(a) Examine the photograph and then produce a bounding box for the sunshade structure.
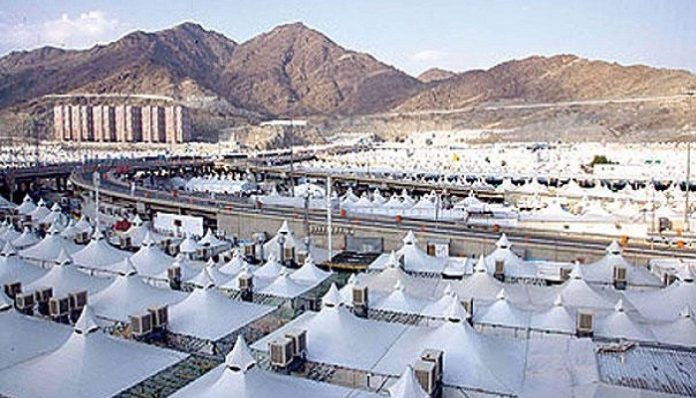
[0,242,46,286]
[15,194,36,215]
[170,336,378,398]
[168,270,274,341]
[581,241,661,287]
[127,231,176,277]
[260,269,318,299]
[19,224,80,265]
[0,195,15,212]
[0,306,187,398]
[253,300,528,396]
[90,258,186,322]
[197,228,230,253]
[11,227,39,249]
[24,250,111,297]
[71,229,131,270]
[178,234,199,258]
[387,367,429,398]
[263,220,298,261]
[369,231,446,274]
[373,280,431,315]
[484,234,539,279]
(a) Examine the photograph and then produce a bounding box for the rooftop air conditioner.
[168,266,182,282]
[352,285,368,307]
[269,337,294,368]
[414,359,438,395]
[34,287,53,303]
[613,266,627,290]
[130,312,154,337]
[284,329,307,358]
[576,311,593,337]
[120,236,131,249]
[663,273,677,286]
[148,306,169,328]
[15,292,35,311]
[426,243,436,256]
[560,267,571,281]
[68,291,88,310]
[420,349,444,382]
[49,297,70,317]
[243,244,255,258]
[283,247,295,263]
[494,259,505,281]
[3,281,21,299]
[296,251,308,265]
[238,273,253,290]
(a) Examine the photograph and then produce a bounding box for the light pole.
[685,141,691,233]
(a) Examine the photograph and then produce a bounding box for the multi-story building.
[52,103,192,144]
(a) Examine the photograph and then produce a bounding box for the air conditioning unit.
[243,244,255,257]
[560,267,572,281]
[494,259,505,281]
[663,273,677,286]
[34,287,53,303]
[3,281,21,299]
[120,236,132,249]
[352,285,368,307]
[168,266,182,282]
[613,266,627,290]
[49,297,70,317]
[148,306,169,328]
[130,312,154,337]
[461,298,474,317]
[269,337,294,368]
[414,359,438,395]
[426,243,436,256]
[15,292,35,311]
[421,349,444,383]
[160,239,171,251]
[296,251,308,265]
[68,291,88,310]
[284,329,307,358]
[283,247,295,263]
[576,311,593,337]
[238,273,253,290]
[196,247,210,259]
[168,243,180,256]
[75,231,90,244]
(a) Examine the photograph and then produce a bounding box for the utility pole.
[685,141,691,232]
[327,175,333,261]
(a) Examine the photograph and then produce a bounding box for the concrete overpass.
[70,162,696,266]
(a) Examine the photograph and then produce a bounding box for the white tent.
[198,228,228,250]
[387,366,429,398]
[0,306,187,398]
[168,272,274,341]
[649,306,696,347]
[529,295,576,334]
[90,259,186,322]
[374,280,430,314]
[24,250,111,297]
[120,220,168,248]
[11,227,39,249]
[71,229,131,270]
[260,270,316,298]
[219,249,256,275]
[170,336,376,398]
[0,223,21,243]
[624,274,696,321]
[0,307,72,370]
[263,220,297,261]
[254,254,289,280]
[582,241,661,287]
[556,265,619,310]
[0,242,46,286]
[15,194,36,215]
[484,234,538,279]
[455,256,504,302]
[19,225,80,265]
[475,290,531,329]
[128,233,176,277]
[27,200,50,223]
[595,299,654,341]
[291,255,331,284]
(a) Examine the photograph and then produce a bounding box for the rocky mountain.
[417,67,457,83]
[1,22,696,144]
[397,54,696,111]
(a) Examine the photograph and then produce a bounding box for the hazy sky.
[1,0,694,76]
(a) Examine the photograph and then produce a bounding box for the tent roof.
[168,287,273,340]
[388,366,429,398]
